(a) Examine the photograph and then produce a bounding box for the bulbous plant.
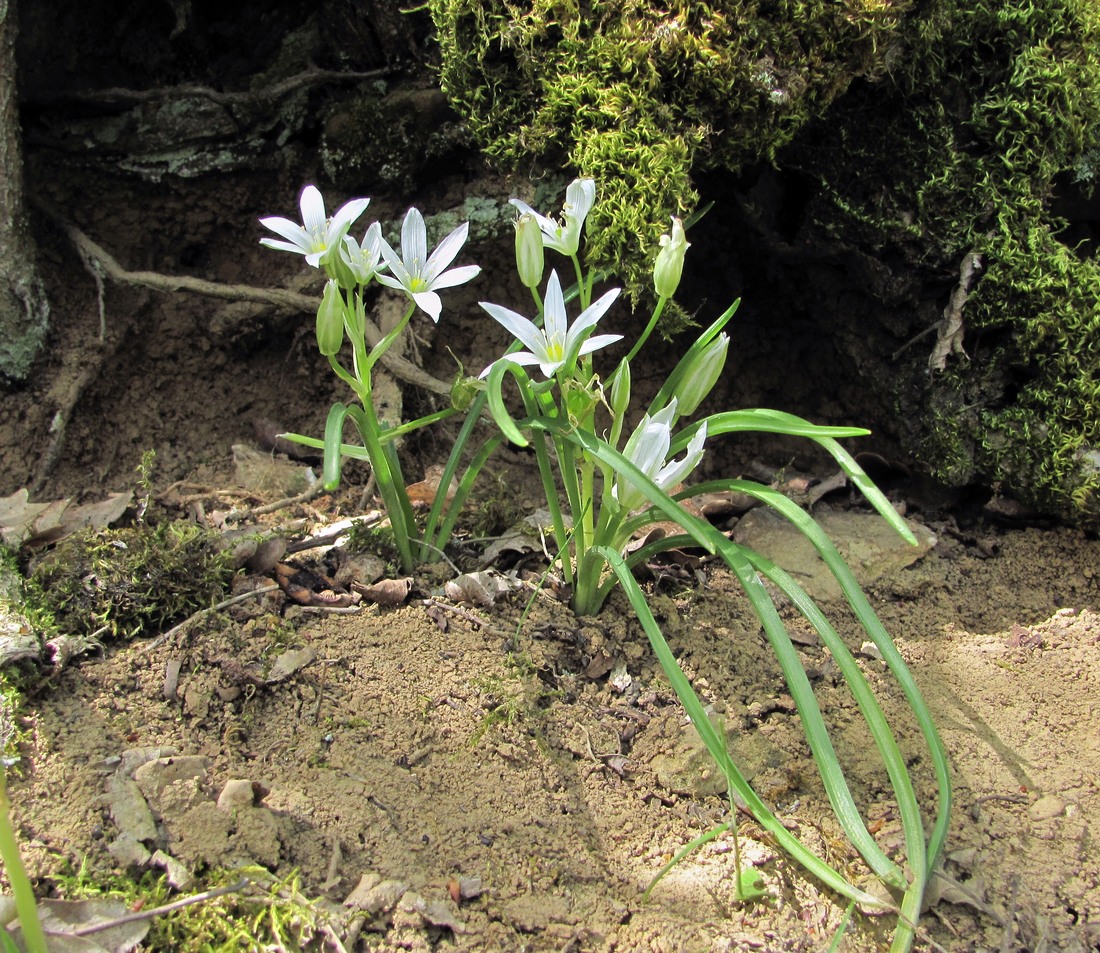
[261,178,950,951]
[260,187,481,572]
[479,180,950,952]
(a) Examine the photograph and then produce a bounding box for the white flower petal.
[428,264,481,291]
[542,271,568,341]
[259,215,307,246]
[656,423,707,492]
[331,197,370,233]
[479,351,541,378]
[480,302,547,355]
[412,290,443,322]
[564,178,596,221]
[576,333,624,357]
[259,237,308,256]
[568,286,621,340]
[300,185,326,232]
[378,239,411,285]
[424,222,469,281]
[401,208,428,271]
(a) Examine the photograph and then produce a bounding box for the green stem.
[364,302,416,376]
[571,255,589,309]
[349,403,417,571]
[0,768,48,953]
[620,297,667,368]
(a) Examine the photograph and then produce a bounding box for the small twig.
[31,365,100,495]
[1000,874,1020,953]
[357,472,378,513]
[285,513,382,554]
[890,320,940,362]
[420,597,510,636]
[139,584,280,653]
[67,878,250,937]
[223,481,326,524]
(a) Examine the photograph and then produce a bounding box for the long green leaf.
[321,403,350,491]
[673,409,916,544]
[596,546,890,910]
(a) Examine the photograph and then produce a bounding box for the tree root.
[35,197,453,397]
[23,67,390,110]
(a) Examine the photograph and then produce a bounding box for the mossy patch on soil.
[30,522,234,642]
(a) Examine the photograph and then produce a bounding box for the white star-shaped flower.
[509,178,596,257]
[376,208,481,322]
[613,399,708,511]
[260,185,370,267]
[479,270,622,379]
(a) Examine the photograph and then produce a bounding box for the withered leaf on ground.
[405,464,458,511]
[479,508,565,567]
[353,577,413,606]
[445,570,521,607]
[267,645,317,683]
[274,562,359,608]
[0,488,131,548]
[30,897,149,953]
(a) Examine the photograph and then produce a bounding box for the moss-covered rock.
[429,0,910,287]
[428,0,1100,523]
[786,0,1100,522]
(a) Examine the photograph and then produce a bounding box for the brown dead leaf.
[267,646,317,683]
[274,562,359,608]
[31,897,149,952]
[445,570,520,607]
[0,488,131,548]
[406,464,458,512]
[353,577,413,606]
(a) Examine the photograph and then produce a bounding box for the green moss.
[57,867,338,952]
[786,0,1100,520]
[31,522,234,642]
[429,0,909,292]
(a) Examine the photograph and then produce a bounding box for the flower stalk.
[261,188,480,570]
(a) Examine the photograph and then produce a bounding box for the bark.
[0,0,48,381]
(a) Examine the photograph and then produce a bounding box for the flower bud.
[653,216,690,298]
[316,280,346,356]
[610,360,631,417]
[674,333,729,416]
[450,373,483,411]
[322,238,358,290]
[515,213,545,289]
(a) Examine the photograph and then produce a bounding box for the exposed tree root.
[35,197,452,397]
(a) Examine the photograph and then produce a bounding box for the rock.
[344,872,411,915]
[1029,794,1067,821]
[106,776,158,844]
[733,508,936,601]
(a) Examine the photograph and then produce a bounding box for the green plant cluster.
[58,867,332,952]
[785,0,1100,520]
[30,522,234,642]
[429,0,910,291]
[429,0,1100,521]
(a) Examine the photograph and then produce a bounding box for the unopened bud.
[316,280,346,356]
[515,213,545,289]
[674,333,728,416]
[450,373,482,411]
[610,360,631,417]
[653,217,690,298]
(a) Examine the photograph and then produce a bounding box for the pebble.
[1028,794,1067,821]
